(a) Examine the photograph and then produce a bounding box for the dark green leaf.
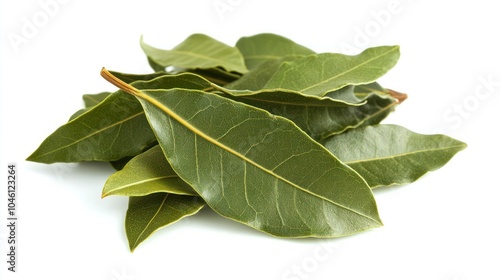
[323,124,467,188]
[103,70,382,237]
[229,91,398,141]
[126,193,204,252]
[28,74,212,163]
[28,92,154,163]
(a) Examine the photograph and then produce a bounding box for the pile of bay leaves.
[28,33,466,251]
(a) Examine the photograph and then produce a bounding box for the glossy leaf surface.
[263,46,400,96]
[126,193,204,251]
[323,125,467,188]
[103,145,196,197]
[141,34,248,74]
[236,33,315,70]
[28,92,154,163]
[27,74,211,163]
[112,79,382,237]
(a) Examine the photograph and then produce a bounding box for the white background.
[1,1,499,279]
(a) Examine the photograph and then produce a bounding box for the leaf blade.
[103,145,196,197]
[141,34,248,74]
[221,89,397,141]
[323,124,467,188]
[263,46,400,96]
[113,78,382,237]
[126,193,204,252]
[236,33,315,70]
[27,74,212,163]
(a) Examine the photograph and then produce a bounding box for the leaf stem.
[101,67,142,96]
[386,88,408,104]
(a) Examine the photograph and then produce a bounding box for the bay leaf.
[229,91,398,141]
[141,34,248,74]
[102,69,382,238]
[263,46,400,96]
[126,193,204,252]
[235,33,315,70]
[107,71,169,84]
[27,74,212,163]
[28,92,154,163]
[322,124,467,188]
[108,140,159,171]
[103,145,196,197]
[225,56,302,91]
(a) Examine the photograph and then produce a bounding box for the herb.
[27,33,466,251]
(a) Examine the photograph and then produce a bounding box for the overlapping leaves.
[27,33,466,252]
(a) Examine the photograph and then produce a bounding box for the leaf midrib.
[299,46,398,93]
[104,175,178,196]
[345,144,466,165]
[31,111,145,160]
[132,194,169,249]
[140,90,379,223]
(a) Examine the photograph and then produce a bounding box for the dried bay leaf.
[27,74,213,163]
[323,124,467,188]
[103,145,196,197]
[263,46,400,96]
[235,33,315,70]
[236,92,399,141]
[126,193,204,251]
[102,69,382,238]
[141,33,248,74]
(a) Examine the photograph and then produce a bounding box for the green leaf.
[263,46,400,96]
[225,56,301,91]
[126,193,204,252]
[236,33,315,70]
[231,91,398,141]
[27,74,212,163]
[322,124,467,188]
[141,34,248,74]
[102,70,382,238]
[103,145,196,197]
[28,92,154,163]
